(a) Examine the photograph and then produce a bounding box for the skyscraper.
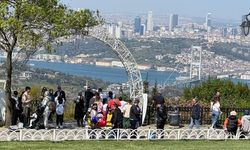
[140,24,146,35]
[169,14,178,31]
[146,11,153,32]
[134,16,141,33]
[115,25,121,39]
[205,13,212,28]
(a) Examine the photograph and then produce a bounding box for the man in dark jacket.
[54,86,66,101]
[111,102,123,129]
[156,104,167,130]
[153,93,164,107]
[129,99,141,130]
[189,98,201,129]
[84,87,94,110]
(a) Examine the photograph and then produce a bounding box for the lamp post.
[241,13,250,36]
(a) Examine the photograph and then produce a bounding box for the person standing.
[122,100,132,129]
[55,95,65,129]
[41,91,51,129]
[111,102,123,129]
[210,92,221,129]
[108,96,121,110]
[156,104,167,130]
[224,111,241,136]
[119,97,127,111]
[54,86,66,101]
[129,99,141,130]
[153,93,165,106]
[74,92,85,127]
[98,88,107,101]
[84,87,94,110]
[189,98,201,129]
[241,110,250,135]
[22,86,32,128]
[11,91,19,125]
[95,95,103,113]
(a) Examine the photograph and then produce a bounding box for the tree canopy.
[183,79,250,108]
[0,0,102,126]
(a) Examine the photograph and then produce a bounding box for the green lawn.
[1,141,250,150]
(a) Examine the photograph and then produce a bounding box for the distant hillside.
[46,37,250,67]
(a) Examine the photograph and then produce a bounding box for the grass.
[1,140,250,150]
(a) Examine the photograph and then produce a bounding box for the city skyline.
[60,0,250,21]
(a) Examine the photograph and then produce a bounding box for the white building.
[146,11,153,32]
[35,54,62,62]
[19,71,33,80]
[111,61,123,67]
[96,61,111,67]
[115,25,121,39]
[241,72,250,80]
[205,13,212,29]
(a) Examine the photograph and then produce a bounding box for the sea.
[29,60,179,85]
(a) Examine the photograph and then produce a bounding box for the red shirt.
[108,99,121,109]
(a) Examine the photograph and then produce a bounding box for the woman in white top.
[210,92,221,129]
[41,91,51,129]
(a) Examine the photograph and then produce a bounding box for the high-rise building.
[221,28,227,37]
[134,16,141,33]
[169,14,178,31]
[205,13,212,28]
[115,25,121,39]
[146,11,153,32]
[140,24,146,35]
[108,24,115,35]
[231,28,238,36]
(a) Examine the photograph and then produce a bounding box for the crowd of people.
[10,86,142,130]
[9,86,250,136]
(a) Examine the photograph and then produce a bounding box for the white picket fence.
[0,129,249,141]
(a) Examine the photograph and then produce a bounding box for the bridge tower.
[190,46,202,80]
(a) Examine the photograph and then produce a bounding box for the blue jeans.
[189,118,200,129]
[211,111,220,128]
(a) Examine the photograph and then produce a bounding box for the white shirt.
[119,101,127,110]
[122,103,132,118]
[103,104,108,112]
[212,101,220,112]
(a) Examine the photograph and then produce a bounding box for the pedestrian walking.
[189,98,201,129]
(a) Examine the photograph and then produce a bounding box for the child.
[106,109,113,127]
[29,111,38,128]
[90,103,98,129]
[55,95,65,129]
[83,108,92,128]
[97,112,106,128]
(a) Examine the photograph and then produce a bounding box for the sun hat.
[230,111,237,116]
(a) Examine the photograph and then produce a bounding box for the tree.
[0,0,102,126]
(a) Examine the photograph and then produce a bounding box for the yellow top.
[106,113,113,127]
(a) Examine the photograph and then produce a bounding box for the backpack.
[56,104,64,115]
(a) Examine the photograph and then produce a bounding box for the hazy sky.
[60,0,250,21]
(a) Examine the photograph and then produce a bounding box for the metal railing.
[0,129,249,141]
[146,106,248,125]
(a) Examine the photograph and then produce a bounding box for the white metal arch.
[88,25,144,101]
